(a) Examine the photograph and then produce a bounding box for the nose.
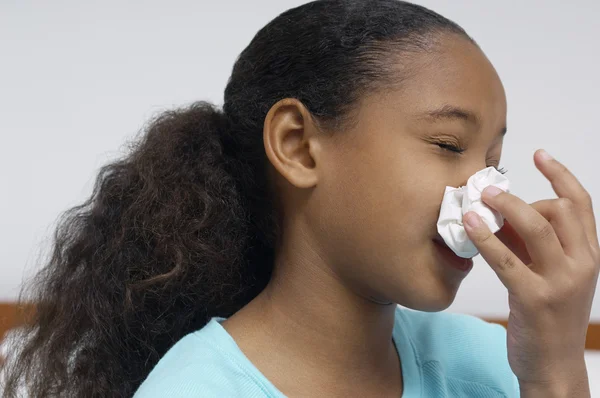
[455,163,490,187]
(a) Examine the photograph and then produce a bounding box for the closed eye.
[437,142,465,154]
[435,141,508,174]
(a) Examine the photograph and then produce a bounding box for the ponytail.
[2,101,274,397]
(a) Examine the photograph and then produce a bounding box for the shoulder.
[133,319,278,398]
[395,306,520,397]
[395,306,509,356]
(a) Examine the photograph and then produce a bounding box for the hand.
[463,149,600,395]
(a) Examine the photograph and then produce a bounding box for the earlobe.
[263,98,320,189]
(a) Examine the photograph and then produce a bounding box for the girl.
[3,0,598,397]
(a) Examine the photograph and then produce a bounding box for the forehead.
[388,35,507,124]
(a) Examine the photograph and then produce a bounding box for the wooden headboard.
[1,302,599,350]
[0,303,32,341]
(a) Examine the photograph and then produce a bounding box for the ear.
[263,98,321,189]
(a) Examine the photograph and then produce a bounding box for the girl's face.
[309,35,507,311]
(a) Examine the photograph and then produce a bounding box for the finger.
[463,211,529,291]
[496,220,531,265]
[534,149,599,251]
[530,199,589,258]
[482,187,564,267]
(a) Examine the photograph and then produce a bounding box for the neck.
[223,222,402,394]
[259,253,398,369]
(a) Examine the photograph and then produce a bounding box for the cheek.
[317,134,450,247]
[389,175,446,242]
[333,158,445,247]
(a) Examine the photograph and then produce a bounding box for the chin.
[398,271,462,312]
[411,295,456,312]
[364,246,466,312]
[376,282,460,313]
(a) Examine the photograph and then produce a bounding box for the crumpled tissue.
[436,167,510,258]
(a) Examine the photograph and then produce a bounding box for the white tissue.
[436,167,510,258]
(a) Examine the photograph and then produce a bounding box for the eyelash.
[436,142,508,175]
[437,142,465,154]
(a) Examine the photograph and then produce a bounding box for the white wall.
[1,0,598,320]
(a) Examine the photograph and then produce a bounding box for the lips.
[432,234,475,272]
[433,233,448,246]
[433,233,474,258]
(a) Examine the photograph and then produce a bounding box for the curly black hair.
[1,1,471,396]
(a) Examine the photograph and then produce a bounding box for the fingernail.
[483,186,503,198]
[464,212,481,229]
[539,149,553,161]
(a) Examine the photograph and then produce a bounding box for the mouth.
[433,233,445,245]
[432,234,474,272]
[433,233,463,250]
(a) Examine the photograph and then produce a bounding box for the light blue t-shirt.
[134,306,520,397]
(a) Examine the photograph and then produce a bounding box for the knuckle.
[531,222,555,242]
[559,275,578,295]
[531,284,566,312]
[584,247,600,272]
[475,229,494,245]
[580,189,593,207]
[532,266,594,312]
[584,262,599,282]
[591,246,600,267]
[555,197,575,214]
[529,285,552,309]
[557,162,570,177]
[497,252,518,272]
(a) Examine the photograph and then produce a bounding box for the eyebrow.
[416,104,507,137]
